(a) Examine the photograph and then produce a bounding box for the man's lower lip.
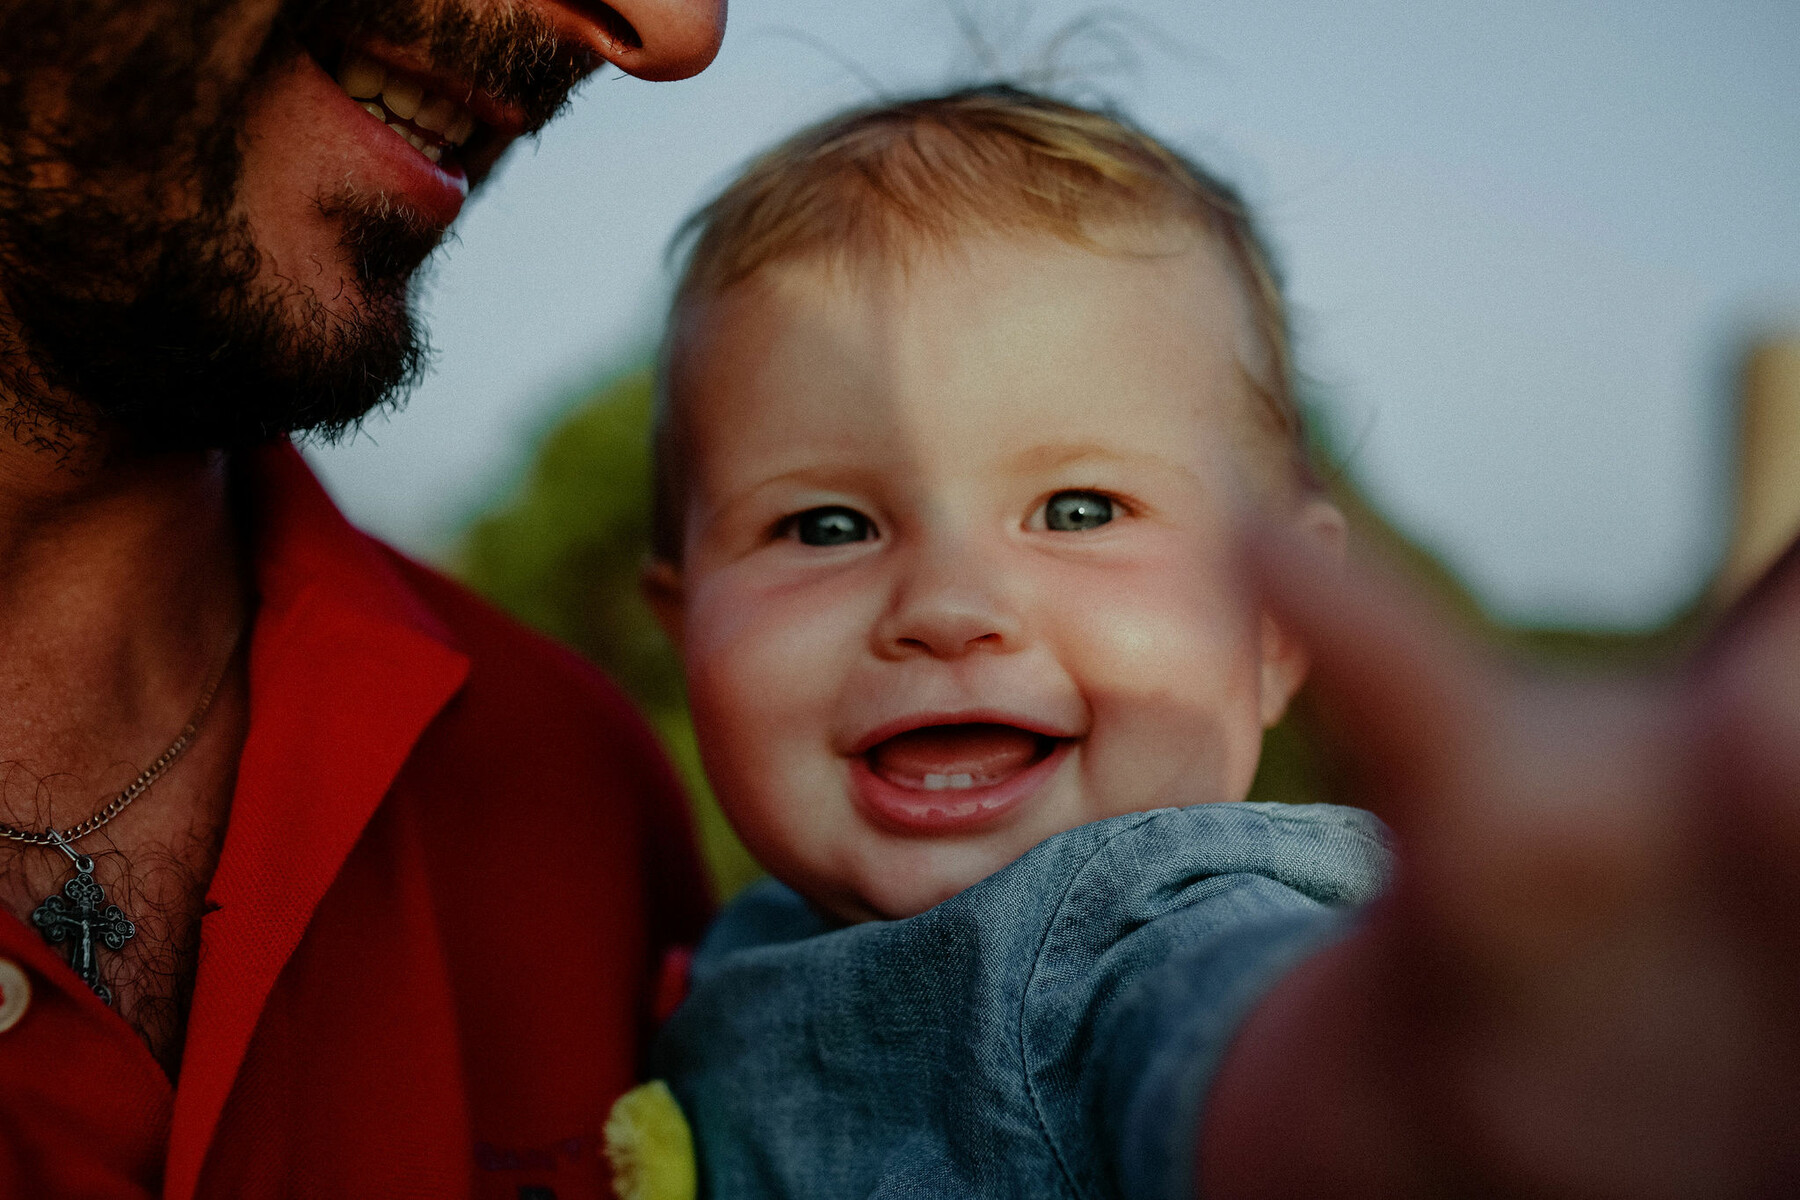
[849,741,1071,835]
[299,46,471,226]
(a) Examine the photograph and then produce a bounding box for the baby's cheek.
[683,593,814,782]
[682,575,870,864]
[686,573,847,715]
[1061,576,1267,811]
[1067,565,1257,686]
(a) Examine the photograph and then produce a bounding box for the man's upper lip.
[348,38,530,140]
[846,710,1081,757]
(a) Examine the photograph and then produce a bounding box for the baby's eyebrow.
[698,463,873,522]
[738,463,873,494]
[1005,441,1185,477]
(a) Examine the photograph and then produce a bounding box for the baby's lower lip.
[849,739,1072,835]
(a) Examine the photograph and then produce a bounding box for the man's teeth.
[335,51,477,165]
[389,123,443,164]
[415,94,459,135]
[338,55,384,101]
[381,76,424,121]
[922,773,977,791]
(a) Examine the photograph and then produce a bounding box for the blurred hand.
[1203,527,1800,1198]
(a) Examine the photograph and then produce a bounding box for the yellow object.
[604,1080,698,1200]
[1719,336,1800,600]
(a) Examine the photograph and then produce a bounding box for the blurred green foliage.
[456,361,1709,898]
[457,366,763,900]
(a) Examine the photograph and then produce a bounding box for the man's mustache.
[277,0,602,131]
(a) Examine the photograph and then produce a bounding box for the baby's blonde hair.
[654,85,1313,561]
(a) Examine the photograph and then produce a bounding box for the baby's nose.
[875,559,1024,660]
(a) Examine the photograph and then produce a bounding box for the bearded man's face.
[0,0,604,453]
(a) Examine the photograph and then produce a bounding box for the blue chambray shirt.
[655,801,1390,1199]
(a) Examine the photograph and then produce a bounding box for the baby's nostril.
[583,2,643,51]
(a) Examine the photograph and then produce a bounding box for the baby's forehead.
[687,228,1253,374]
[750,222,1247,312]
[675,229,1269,456]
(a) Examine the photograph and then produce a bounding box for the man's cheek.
[233,52,372,291]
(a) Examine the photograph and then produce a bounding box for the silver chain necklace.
[3,637,239,1005]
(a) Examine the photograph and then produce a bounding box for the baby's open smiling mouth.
[853,724,1071,834]
[866,724,1057,791]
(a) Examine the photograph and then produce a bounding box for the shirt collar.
[164,441,472,1200]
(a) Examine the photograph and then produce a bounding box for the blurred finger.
[1701,532,1800,706]
[1700,532,1800,792]
[1245,515,1688,968]
[1240,514,1506,835]
[1692,533,1800,943]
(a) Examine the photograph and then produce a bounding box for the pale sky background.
[306,0,1800,630]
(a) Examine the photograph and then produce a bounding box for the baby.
[606,83,1800,1200]
[613,86,1381,1199]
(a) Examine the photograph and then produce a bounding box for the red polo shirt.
[0,444,713,1199]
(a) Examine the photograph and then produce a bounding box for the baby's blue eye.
[1043,491,1114,531]
[793,506,873,546]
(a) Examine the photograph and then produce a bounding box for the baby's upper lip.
[846,709,1083,756]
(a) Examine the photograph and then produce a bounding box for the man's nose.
[875,544,1025,661]
[534,0,727,81]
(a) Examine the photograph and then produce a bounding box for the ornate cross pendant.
[30,837,135,1006]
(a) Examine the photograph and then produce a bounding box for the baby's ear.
[1257,499,1347,727]
[641,558,687,654]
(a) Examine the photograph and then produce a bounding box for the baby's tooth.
[923,774,948,791]
[381,77,424,121]
[360,101,386,121]
[445,112,476,146]
[388,122,414,145]
[949,773,974,789]
[421,143,443,164]
[408,130,429,151]
[415,94,457,134]
[337,54,386,100]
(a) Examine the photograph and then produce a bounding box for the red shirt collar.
[247,441,463,650]
[0,443,476,1197]
[159,442,471,1199]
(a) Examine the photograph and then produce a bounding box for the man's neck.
[0,422,255,1074]
[0,431,251,810]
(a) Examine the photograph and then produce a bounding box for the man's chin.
[325,187,448,300]
[9,197,437,456]
[127,284,429,454]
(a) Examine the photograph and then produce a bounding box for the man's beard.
[4,179,443,455]
[0,0,588,456]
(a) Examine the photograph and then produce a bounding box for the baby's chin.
[830,878,969,925]
[782,799,1128,922]
[761,777,1188,922]
[796,847,1026,925]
